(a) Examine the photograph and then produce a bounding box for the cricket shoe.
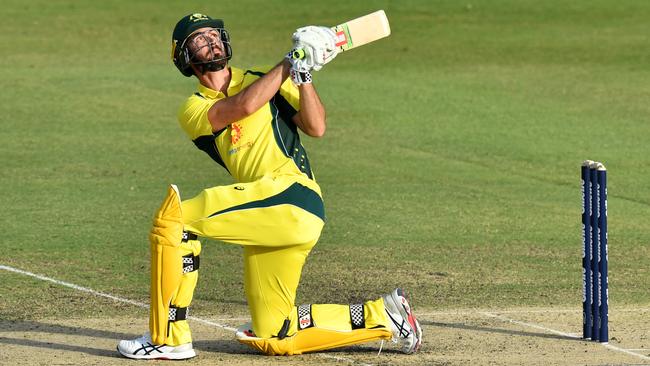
[117,332,196,360]
[383,288,423,353]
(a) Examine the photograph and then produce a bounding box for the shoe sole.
[390,289,423,353]
[117,346,196,360]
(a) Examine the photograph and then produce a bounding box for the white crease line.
[0,264,371,366]
[187,316,237,332]
[320,355,374,366]
[0,264,236,331]
[603,344,650,362]
[417,309,576,317]
[0,265,149,309]
[480,311,650,362]
[480,312,581,338]
[418,307,650,317]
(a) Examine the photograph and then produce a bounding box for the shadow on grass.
[0,320,135,358]
[421,319,581,341]
[192,339,398,355]
[0,336,120,358]
[0,320,252,358]
[0,319,394,359]
[0,320,135,339]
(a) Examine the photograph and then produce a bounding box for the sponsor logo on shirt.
[231,123,243,144]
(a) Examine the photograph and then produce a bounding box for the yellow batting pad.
[166,239,201,346]
[149,185,185,345]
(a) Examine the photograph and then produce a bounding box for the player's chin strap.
[193,57,229,74]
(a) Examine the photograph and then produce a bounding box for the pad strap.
[168,305,188,322]
[182,254,200,273]
[182,231,198,242]
[350,303,365,330]
[297,304,314,330]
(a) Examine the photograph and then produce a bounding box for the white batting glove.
[286,46,316,73]
[291,26,338,71]
[285,50,312,85]
[289,68,312,86]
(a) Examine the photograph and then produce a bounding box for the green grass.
[2,0,650,320]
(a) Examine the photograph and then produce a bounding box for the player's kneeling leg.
[236,301,392,355]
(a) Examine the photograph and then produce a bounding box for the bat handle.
[291,48,305,60]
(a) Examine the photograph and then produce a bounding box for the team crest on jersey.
[231,123,243,144]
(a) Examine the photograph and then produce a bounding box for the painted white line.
[603,344,650,361]
[187,315,237,332]
[0,265,148,308]
[481,312,650,362]
[418,307,650,317]
[417,309,576,317]
[480,312,578,338]
[0,264,371,366]
[320,355,374,366]
[0,264,236,331]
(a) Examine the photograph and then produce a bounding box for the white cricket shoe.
[117,332,196,360]
[383,288,423,353]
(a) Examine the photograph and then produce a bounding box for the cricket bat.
[293,10,391,59]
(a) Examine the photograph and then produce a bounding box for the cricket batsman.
[117,13,422,359]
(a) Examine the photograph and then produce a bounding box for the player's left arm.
[292,84,326,137]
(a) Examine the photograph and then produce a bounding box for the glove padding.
[291,26,338,72]
[285,50,313,85]
[289,68,312,86]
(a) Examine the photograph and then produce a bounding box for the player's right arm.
[206,59,291,132]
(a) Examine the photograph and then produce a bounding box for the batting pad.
[149,185,186,345]
[165,239,201,345]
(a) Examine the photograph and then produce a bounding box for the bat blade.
[332,10,391,53]
[292,10,391,60]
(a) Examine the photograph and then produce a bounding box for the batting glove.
[291,26,338,71]
[286,46,316,73]
[289,67,312,86]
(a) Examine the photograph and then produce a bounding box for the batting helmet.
[172,13,233,77]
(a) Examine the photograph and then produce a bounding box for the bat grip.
[291,48,305,60]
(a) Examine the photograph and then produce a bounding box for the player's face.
[187,27,225,62]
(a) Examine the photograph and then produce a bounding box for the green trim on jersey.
[244,70,265,77]
[207,182,325,220]
[270,93,313,179]
[177,66,311,183]
[193,135,228,172]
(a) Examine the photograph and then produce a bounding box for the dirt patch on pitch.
[1,307,649,365]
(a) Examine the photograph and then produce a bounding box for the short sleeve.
[177,95,216,139]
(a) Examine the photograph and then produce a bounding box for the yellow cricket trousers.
[171,172,390,353]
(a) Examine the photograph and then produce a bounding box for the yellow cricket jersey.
[177,66,313,183]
